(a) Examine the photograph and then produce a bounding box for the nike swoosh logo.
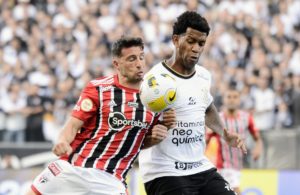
[169,91,176,102]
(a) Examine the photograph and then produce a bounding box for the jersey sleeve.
[71,82,100,122]
[248,113,259,137]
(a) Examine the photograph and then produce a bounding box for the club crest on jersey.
[80,98,93,112]
[108,112,148,131]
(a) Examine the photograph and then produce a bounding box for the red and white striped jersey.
[60,75,158,183]
[207,111,258,170]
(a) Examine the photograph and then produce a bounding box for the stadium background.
[0,0,300,194]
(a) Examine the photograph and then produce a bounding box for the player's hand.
[148,124,168,145]
[52,140,73,156]
[223,129,247,154]
[252,142,262,161]
[161,108,176,129]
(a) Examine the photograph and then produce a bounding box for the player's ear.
[172,35,180,48]
[112,58,119,70]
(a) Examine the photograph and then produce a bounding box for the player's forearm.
[205,103,224,137]
[254,135,263,149]
[57,117,83,144]
[142,135,154,149]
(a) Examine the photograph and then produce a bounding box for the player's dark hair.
[111,36,144,57]
[173,11,210,36]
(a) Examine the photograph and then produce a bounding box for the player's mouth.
[137,71,144,77]
[189,56,199,62]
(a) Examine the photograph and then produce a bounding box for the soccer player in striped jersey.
[26,36,175,195]
[207,87,263,195]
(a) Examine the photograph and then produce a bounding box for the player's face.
[114,46,145,83]
[174,27,207,71]
[223,90,240,111]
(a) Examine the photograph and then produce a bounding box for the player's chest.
[173,78,210,111]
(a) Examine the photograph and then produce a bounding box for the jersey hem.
[141,164,215,183]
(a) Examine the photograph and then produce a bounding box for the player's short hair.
[173,11,210,36]
[111,36,144,57]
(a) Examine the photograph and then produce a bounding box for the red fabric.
[31,185,42,195]
[61,75,157,182]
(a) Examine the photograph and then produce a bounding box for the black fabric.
[145,168,236,195]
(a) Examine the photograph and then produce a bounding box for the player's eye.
[187,39,195,44]
[198,41,205,46]
[139,54,145,60]
[128,56,137,62]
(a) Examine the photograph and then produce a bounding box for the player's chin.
[135,74,144,81]
[130,76,143,83]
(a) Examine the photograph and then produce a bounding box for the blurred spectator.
[292,75,300,127]
[252,76,276,131]
[23,84,46,142]
[0,154,21,169]
[1,82,26,143]
[0,0,300,144]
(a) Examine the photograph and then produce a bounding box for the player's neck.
[225,109,238,117]
[117,75,140,90]
[166,57,195,76]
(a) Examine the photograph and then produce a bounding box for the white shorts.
[219,168,241,188]
[31,160,127,195]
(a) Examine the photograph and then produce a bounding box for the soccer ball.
[139,73,177,112]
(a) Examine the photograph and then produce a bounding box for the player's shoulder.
[195,65,211,80]
[82,75,115,93]
[88,75,115,87]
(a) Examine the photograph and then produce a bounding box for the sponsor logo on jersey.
[171,128,204,146]
[188,97,196,105]
[108,112,148,131]
[127,101,139,108]
[176,121,204,128]
[174,160,203,170]
[80,98,93,112]
[99,85,114,92]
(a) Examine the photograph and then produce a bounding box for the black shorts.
[144,168,236,195]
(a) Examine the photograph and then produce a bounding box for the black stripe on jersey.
[85,87,123,167]
[106,93,144,175]
[162,61,196,79]
[68,87,101,163]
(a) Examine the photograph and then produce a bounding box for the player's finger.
[66,145,73,155]
[239,143,247,154]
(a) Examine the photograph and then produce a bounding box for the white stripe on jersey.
[79,86,105,167]
[103,90,128,169]
[112,93,138,176]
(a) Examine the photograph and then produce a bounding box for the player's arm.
[248,114,263,160]
[142,124,168,149]
[205,103,247,154]
[52,117,83,156]
[53,81,99,156]
[142,109,176,149]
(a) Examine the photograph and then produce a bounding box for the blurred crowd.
[0,0,299,144]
